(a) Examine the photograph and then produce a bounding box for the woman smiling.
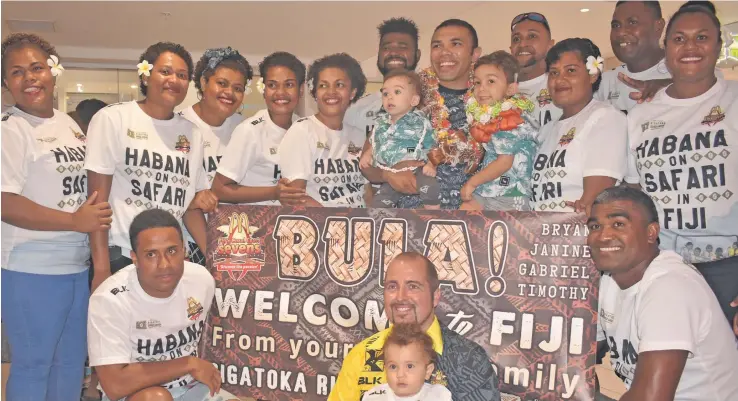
[625,1,738,333]
[84,42,213,288]
[530,38,629,215]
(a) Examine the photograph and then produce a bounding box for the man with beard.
[346,17,423,208]
[328,252,500,401]
[344,17,421,137]
[511,12,562,128]
[596,1,671,114]
[361,19,482,209]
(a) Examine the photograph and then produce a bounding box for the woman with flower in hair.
[1,33,112,401]
[84,42,215,289]
[213,51,306,206]
[278,53,369,207]
[179,47,251,264]
[530,38,628,215]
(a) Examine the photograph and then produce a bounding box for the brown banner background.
[200,205,598,401]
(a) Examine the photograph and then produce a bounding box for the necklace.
[465,94,534,143]
[418,68,483,173]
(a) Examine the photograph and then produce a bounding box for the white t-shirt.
[84,101,208,252]
[597,251,738,400]
[279,115,367,207]
[596,59,672,114]
[344,91,382,138]
[626,78,738,263]
[518,73,563,128]
[1,107,89,274]
[88,261,215,391]
[180,106,244,186]
[361,383,452,401]
[216,109,288,206]
[531,99,628,212]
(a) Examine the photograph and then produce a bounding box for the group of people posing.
[1,0,738,400]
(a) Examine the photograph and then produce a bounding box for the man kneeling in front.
[329,251,500,401]
[88,209,237,401]
[589,187,738,401]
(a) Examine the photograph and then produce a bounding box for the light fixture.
[580,8,590,13]
[76,83,83,93]
[130,84,138,89]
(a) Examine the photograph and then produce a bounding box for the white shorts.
[102,381,238,401]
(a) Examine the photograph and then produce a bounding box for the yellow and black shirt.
[328,317,500,401]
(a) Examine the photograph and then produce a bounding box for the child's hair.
[306,53,367,102]
[193,47,253,96]
[545,38,603,92]
[474,51,520,84]
[259,51,307,88]
[1,33,59,87]
[383,69,423,97]
[137,42,194,96]
[382,323,436,365]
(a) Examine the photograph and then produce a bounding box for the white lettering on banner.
[214,289,387,331]
[495,363,580,399]
[273,216,485,294]
[489,311,585,355]
[205,207,598,400]
[215,364,309,393]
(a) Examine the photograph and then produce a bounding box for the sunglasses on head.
[511,12,549,30]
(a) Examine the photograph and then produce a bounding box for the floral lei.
[465,94,534,126]
[418,67,469,138]
[418,67,484,171]
[465,94,534,144]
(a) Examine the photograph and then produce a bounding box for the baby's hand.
[359,149,373,169]
[423,163,437,177]
[461,183,476,201]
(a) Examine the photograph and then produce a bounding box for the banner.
[201,206,598,401]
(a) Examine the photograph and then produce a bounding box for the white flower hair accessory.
[586,55,604,76]
[47,55,64,77]
[307,78,314,93]
[256,77,265,95]
[245,78,253,95]
[137,60,154,77]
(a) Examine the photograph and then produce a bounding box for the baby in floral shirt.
[461,51,539,211]
[360,70,435,208]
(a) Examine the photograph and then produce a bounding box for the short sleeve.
[1,123,32,194]
[624,112,642,184]
[582,109,628,179]
[594,70,614,102]
[278,122,317,181]
[87,292,132,366]
[216,122,260,183]
[624,148,640,184]
[636,274,706,354]
[202,268,216,311]
[84,109,122,175]
[597,277,608,342]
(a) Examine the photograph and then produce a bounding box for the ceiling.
[3,1,738,81]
